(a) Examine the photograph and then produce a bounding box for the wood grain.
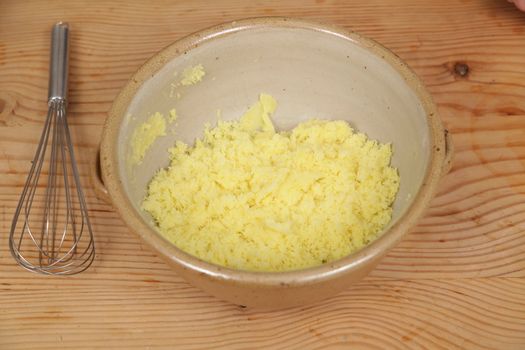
[1,0,525,349]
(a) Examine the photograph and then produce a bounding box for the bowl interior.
[118,25,430,239]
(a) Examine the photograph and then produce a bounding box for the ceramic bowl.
[95,18,452,309]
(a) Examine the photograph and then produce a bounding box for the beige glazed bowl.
[96,18,452,309]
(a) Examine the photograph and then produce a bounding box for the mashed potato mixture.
[142,94,400,272]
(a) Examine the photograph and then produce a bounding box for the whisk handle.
[48,22,69,102]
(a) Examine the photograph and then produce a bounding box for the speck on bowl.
[96,17,452,309]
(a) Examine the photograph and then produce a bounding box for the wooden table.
[1,1,524,348]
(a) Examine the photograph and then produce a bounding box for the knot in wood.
[454,62,469,77]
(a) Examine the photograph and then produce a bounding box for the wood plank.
[1,279,524,349]
[1,0,524,348]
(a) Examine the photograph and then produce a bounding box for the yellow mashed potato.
[142,94,400,272]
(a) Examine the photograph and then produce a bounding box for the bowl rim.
[100,17,446,286]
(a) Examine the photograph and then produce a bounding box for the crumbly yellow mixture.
[180,64,205,86]
[129,112,166,165]
[142,94,400,272]
[130,65,205,165]
[168,108,178,123]
[129,109,177,166]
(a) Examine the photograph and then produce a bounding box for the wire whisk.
[9,22,95,275]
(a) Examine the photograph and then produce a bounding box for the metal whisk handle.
[48,22,69,102]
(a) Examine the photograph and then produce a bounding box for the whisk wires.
[9,99,95,275]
